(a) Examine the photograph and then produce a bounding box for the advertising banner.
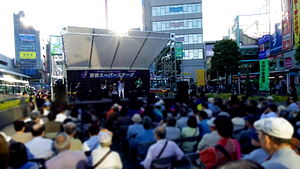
[258,35,271,59]
[20,51,36,59]
[175,42,183,59]
[196,69,205,86]
[205,44,214,57]
[50,35,63,55]
[282,0,293,50]
[285,57,293,69]
[270,23,282,55]
[259,59,270,91]
[293,0,300,46]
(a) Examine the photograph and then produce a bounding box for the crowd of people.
[0,91,300,169]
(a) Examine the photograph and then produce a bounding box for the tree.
[211,39,241,85]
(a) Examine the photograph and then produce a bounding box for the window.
[183,49,204,59]
[152,3,201,16]
[175,34,203,44]
[153,19,202,31]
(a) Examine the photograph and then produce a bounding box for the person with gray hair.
[46,133,88,169]
[141,126,183,169]
[64,122,83,151]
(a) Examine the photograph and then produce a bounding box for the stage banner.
[196,69,205,86]
[259,59,270,91]
[282,0,293,50]
[293,0,300,46]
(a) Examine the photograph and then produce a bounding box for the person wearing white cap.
[91,129,122,169]
[254,117,300,169]
[197,117,221,151]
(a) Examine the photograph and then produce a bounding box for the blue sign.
[270,23,282,55]
[169,7,183,12]
[23,69,38,76]
[19,34,36,42]
[258,35,271,59]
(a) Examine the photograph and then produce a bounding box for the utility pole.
[105,0,108,29]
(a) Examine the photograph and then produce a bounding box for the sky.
[0,0,275,58]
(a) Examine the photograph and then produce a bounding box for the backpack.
[199,144,232,169]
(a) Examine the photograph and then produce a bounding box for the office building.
[142,0,205,83]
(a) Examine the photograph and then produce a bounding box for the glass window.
[161,6,166,15]
[152,4,200,16]
[152,8,157,16]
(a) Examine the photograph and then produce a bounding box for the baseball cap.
[98,129,113,143]
[254,117,294,139]
[232,117,245,131]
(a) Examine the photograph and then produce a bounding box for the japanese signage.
[19,34,36,42]
[293,0,300,46]
[175,42,183,59]
[20,51,36,59]
[259,59,270,91]
[258,35,271,59]
[270,23,282,55]
[79,70,141,79]
[285,57,293,69]
[282,0,293,50]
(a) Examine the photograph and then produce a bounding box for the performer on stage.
[118,78,125,99]
[135,77,143,89]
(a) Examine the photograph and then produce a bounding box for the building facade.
[13,11,45,89]
[142,0,205,84]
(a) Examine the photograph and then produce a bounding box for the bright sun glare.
[107,0,142,34]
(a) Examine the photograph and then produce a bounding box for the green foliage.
[211,39,241,77]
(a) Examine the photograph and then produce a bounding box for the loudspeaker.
[176,81,189,103]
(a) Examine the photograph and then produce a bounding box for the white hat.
[266,96,273,101]
[232,117,245,131]
[254,117,294,139]
[207,117,216,127]
[132,114,142,123]
[98,129,113,143]
[208,98,215,103]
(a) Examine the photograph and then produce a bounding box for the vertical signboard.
[50,35,63,55]
[258,35,271,59]
[282,0,293,50]
[259,59,270,91]
[175,42,183,59]
[196,69,205,86]
[270,23,282,55]
[293,0,300,46]
[18,34,38,70]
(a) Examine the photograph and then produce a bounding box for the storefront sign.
[258,35,271,59]
[285,57,293,69]
[270,23,282,54]
[259,59,270,91]
[282,0,293,50]
[293,0,300,46]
